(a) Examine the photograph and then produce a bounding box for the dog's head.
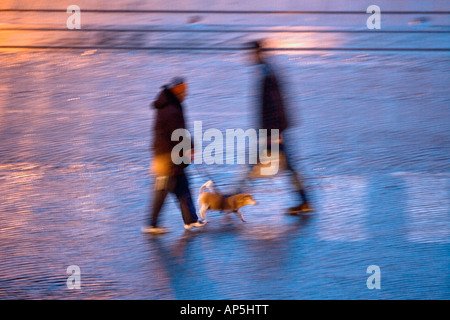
[235,194,258,208]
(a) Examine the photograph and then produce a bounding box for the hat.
[169,77,185,88]
[169,77,187,96]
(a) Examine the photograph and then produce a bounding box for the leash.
[190,163,216,185]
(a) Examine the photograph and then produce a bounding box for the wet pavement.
[0,29,449,299]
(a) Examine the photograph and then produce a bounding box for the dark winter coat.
[260,62,288,134]
[151,87,191,176]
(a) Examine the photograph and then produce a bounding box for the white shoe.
[141,226,168,234]
[184,220,206,230]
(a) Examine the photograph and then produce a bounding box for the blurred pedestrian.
[143,77,205,234]
[240,40,312,214]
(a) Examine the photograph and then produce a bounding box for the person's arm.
[164,107,193,165]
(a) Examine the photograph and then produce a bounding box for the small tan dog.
[198,180,257,222]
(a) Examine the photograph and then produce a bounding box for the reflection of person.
[143,77,205,234]
[241,40,312,214]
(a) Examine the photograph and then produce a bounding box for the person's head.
[248,40,265,65]
[169,77,187,102]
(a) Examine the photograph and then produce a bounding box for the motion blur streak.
[0,0,449,299]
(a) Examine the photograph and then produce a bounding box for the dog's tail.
[199,180,214,194]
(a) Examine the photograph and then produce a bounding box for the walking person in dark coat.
[143,77,205,234]
[241,40,312,214]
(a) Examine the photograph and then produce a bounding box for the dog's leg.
[199,204,209,221]
[235,210,246,222]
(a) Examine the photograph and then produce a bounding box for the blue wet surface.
[0,48,448,299]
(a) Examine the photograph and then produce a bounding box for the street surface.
[0,1,449,299]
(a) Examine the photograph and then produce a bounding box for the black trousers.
[149,173,198,227]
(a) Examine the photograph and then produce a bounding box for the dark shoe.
[288,202,313,215]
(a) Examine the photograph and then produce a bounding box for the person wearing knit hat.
[143,77,205,234]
